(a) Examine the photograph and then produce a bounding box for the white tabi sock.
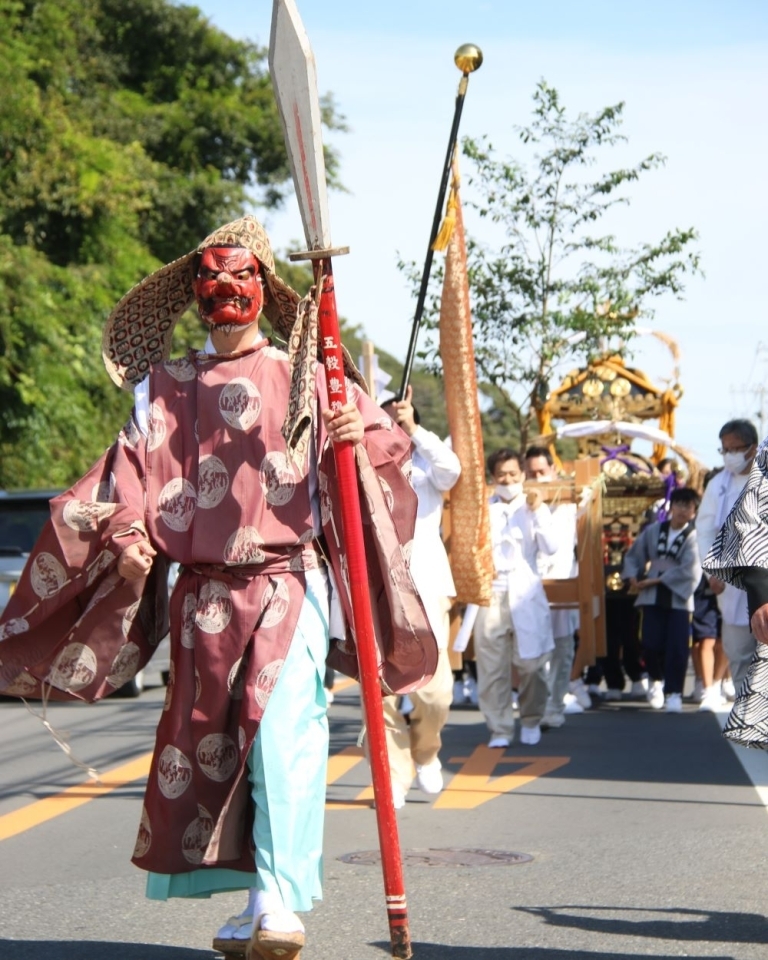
[254,890,305,934]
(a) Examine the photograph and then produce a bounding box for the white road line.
[714,705,768,812]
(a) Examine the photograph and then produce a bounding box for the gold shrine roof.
[545,355,678,423]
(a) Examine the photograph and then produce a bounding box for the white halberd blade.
[269,0,332,251]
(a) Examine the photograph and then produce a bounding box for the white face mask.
[722,450,751,474]
[495,481,523,501]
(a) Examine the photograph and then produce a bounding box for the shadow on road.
[514,904,768,944]
[0,943,213,960]
[372,944,732,959]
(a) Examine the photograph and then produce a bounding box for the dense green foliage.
[0,0,346,489]
[409,81,702,449]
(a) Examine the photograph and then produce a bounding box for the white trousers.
[475,591,551,739]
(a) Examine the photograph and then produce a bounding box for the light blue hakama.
[145,573,330,912]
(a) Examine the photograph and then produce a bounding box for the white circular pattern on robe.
[30,553,67,599]
[0,617,29,642]
[4,670,37,696]
[298,527,315,544]
[260,452,296,506]
[224,526,265,565]
[196,582,233,634]
[63,499,118,533]
[48,643,98,692]
[197,734,238,782]
[260,578,290,628]
[402,458,413,485]
[180,593,197,648]
[122,600,141,639]
[181,804,214,864]
[198,455,229,509]
[374,416,393,431]
[227,657,244,699]
[106,642,141,688]
[87,549,116,586]
[157,745,193,799]
[238,726,246,751]
[91,473,117,504]
[254,659,284,711]
[147,403,168,452]
[378,477,395,513]
[134,806,152,858]
[164,357,197,381]
[158,478,197,532]
[219,377,262,431]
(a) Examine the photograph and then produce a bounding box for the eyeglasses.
[717,444,753,455]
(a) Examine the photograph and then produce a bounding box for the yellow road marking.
[436,748,570,809]
[1,693,569,838]
[325,744,570,810]
[0,753,152,842]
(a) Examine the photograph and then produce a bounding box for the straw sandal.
[212,914,252,957]
[247,912,305,960]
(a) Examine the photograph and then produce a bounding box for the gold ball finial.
[454,43,483,74]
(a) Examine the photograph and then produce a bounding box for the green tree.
[0,0,345,489]
[411,80,702,449]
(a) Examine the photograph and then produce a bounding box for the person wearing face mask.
[696,419,759,695]
[524,445,582,729]
[472,448,558,748]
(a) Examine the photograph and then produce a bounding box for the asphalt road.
[1,672,767,960]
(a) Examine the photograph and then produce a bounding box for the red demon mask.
[193,246,264,328]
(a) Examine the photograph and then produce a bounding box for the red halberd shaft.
[316,260,412,960]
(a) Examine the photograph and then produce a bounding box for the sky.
[188,0,768,468]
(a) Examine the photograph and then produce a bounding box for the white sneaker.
[721,678,736,701]
[698,686,726,711]
[647,680,665,709]
[391,783,407,809]
[569,679,593,709]
[630,678,649,698]
[562,693,585,714]
[541,711,565,729]
[665,692,683,713]
[603,688,623,701]
[464,676,479,705]
[520,725,542,746]
[415,759,444,794]
[488,735,510,748]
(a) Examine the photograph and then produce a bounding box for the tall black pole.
[398,44,483,400]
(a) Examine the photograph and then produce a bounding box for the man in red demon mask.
[0,215,437,960]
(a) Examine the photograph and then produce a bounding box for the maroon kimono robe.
[0,341,437,876]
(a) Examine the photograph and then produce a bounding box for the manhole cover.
[338,847,533,867]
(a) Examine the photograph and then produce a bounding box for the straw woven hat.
[102,215,302,390]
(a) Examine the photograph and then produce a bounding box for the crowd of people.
[380,416,763,790]
[0,210,763,960]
